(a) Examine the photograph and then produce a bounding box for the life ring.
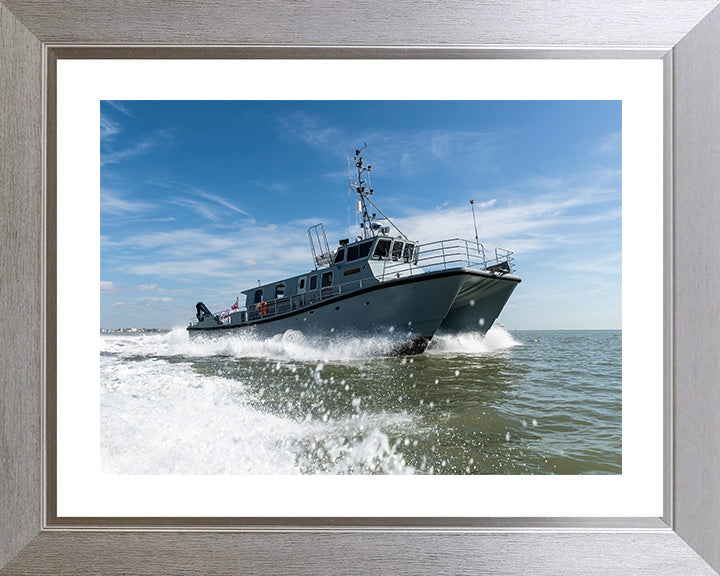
[256,301,269,317]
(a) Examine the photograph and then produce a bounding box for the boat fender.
[256,301,269,317]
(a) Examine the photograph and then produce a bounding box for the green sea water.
[100,327,621,475]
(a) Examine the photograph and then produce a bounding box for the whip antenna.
[470,199,480,252]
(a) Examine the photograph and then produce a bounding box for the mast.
[351,147,407,239]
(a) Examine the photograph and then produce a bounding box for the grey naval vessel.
[188,149,521,354]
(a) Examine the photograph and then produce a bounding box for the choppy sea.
[100,327,621,475]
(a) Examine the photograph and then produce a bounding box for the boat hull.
[436,269,520,335]
[188,271,468,353]
[189,268,520,353]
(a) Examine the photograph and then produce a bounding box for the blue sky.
[100,100,621,330]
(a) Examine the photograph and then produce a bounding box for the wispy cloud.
[104,101,133,117]
[276,111,504,177]
[189,190,252,218]
[277,111,343,152]
[135,284,169,293]
[592,131,621,157]
[106,223,314,292]
[110,296,174,311]
[101,128,177,166]
[100,280,116,294]
[101,114,121,139]
[101,189,156,215]
[394,183,620,256]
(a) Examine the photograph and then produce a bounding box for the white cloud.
[101,189,156,215]
[275,111,503,177]
[100,114,121,139]
[394,185,620,255]
[168,190,252,222]
[135,284,168,292]
[593,131,621,156]
[110,296,173,311]
[100,280,116,294]
[104,101,133,116]
[101,128,176,166]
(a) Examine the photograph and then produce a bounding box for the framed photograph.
[57,61,657,521]
[2,1,720,574]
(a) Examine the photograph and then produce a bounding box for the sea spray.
[100,329,621,475]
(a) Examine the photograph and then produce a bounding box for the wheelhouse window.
[298,277,306,292]
[346,244,359,262]
[373,238,392,259]
[359,240,373,259]
[403,243,416,263]
[391,240,404,261]
[321,271,333,288]
[275,283,285,298]
[334,248,345,264]
[309,275,318,290]
[254,289,263,304]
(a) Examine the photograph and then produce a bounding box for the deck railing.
[379,238,514,281]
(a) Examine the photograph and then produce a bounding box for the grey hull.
[436,269,520,335]
[189,271,467,354]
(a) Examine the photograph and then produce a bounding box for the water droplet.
[454,370,460,376]
[469,299,476,306]
[478,318,485,326]
[505,431,511,441]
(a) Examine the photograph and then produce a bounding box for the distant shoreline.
[100,328,171,334]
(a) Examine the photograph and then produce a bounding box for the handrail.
[379,238,514,281]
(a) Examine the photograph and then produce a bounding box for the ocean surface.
[100,327,621,475]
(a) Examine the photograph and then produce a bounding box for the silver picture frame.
[2,1,720,574]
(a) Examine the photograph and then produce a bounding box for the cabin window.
[275,283,285,299]
[373,238,391,259]
[403,243,415,262]
[310,275,318,290]
[254,289,263,304]
[346,244,360,262]
[359,240,373,259]
[321,271,333,288]
[334,248,345,264]
[298,277,306,292]
[391,240,405,261]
